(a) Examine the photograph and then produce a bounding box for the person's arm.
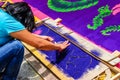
[10,29,70,51]
[32,34,54,42]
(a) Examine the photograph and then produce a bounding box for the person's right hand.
[57,40,70,52]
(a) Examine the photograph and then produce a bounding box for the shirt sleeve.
[3,14,25,35]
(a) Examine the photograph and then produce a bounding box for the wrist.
[55,44,62,51]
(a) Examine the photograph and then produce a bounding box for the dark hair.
[4,2,35,32]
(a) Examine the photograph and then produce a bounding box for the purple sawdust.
[33,25,99,79]
[25,0,120,52]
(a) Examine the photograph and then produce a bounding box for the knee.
[11,40,24,56]
[14,40,24,50]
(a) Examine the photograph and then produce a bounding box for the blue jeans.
[0,40,24,80]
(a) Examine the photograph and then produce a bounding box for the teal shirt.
[0,9,25,46]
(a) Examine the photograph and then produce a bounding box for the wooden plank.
[23,42,73,80]
[110,73,120,80]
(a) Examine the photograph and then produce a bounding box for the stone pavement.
[17,48,59,80]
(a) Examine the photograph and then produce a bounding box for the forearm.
[21,35,61,50]
[36,39,60,50]
[31,34,59,50]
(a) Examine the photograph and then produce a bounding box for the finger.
[63,40,70,47]
[63,40,69,44]
[47,37,54,41]
[67,43,71,46]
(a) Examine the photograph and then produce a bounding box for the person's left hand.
[39,35,54,42]
[33,34,54,42]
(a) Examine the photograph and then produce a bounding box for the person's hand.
[57,40,70,52]
[33,34,54,42]
[39,35,54,42]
